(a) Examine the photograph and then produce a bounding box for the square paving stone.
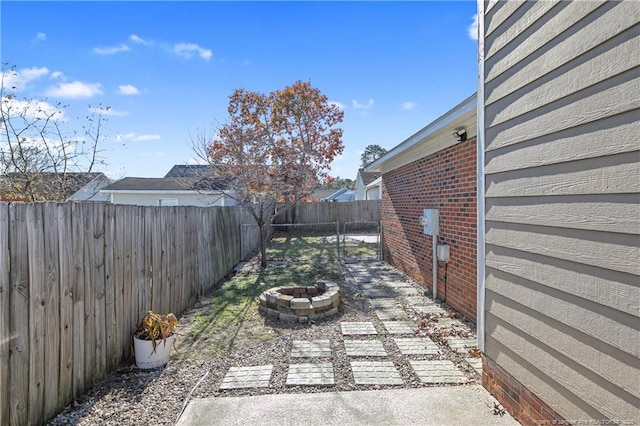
[375,309,407,321]
[410,360,467,384]
[382,321,416,335]
[413,304,447,315]
[286,363,335,386]
[291,340,332,358]
[369,298,399,309]
[446,337,477,352]
[350,361,403,385]
[362,288,395,298]
[396,287,420,296]
[219,365,273,389]
[381,281,414,289]
[341,322,378,335]
[344,340,387,357]
[394,338,440,355]
[404,296,432,307]
[353,274,373,283]
[466,357,483,375]
[434,317,466,328]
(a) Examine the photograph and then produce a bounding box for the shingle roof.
[358,168,381,185]
[101,176,228,191]
[164,164,216,178]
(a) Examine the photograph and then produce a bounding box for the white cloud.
[402,101,417,110]
[329,101,344,110]
[46,81,103,98]
[116,132,161,142]
[90,106,129,117]
[352,99,374,110]
[1,97,65,121]
[468,14,479,41]
[34,32,47,41]
[129,34,150,45]
[93,44,130,55]
[118,84,140,95]
[173,43,212,60]
[50,71,65,80]
[2,66,49,91]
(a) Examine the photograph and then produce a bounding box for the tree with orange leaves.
[195,81,344,268]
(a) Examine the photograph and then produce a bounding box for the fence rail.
[274,200,381,225]
[0,202,259,425]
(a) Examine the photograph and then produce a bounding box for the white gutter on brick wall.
[476,0,486,352]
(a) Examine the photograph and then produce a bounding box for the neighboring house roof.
[0,172,110,201]
[365,176,382,190]
[164,164,216,178]
[309,188,355,201]
[366,93,477,174]
[357,168,381,185]
[328,188,356,202]
[310,188,341,200]
[101,176,229,193]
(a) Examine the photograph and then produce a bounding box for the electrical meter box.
[421,208,439,236]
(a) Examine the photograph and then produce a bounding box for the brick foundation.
[483,354,566,425]
[381,137,477,321]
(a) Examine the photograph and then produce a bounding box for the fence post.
[335,221,340,258]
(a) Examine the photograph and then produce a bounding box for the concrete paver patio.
[185,260,517,425]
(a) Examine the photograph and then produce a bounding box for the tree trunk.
[259,222,268,269]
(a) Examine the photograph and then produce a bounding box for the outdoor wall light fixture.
[454,128,467,142]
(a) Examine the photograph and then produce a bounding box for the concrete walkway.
[177,386,518,425]
[176,260,519,425]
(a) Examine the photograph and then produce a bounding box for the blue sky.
[1,1,478,180]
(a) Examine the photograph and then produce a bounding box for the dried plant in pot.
[133,311,178,369]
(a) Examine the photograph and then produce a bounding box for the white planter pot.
[133,334,175,369]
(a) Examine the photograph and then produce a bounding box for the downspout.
[432,233,438,300]
[476,0,486,352]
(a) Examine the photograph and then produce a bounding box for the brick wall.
[380,137,477,320]
[483,355,566,425]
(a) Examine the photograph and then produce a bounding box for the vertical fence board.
[91,203,107,382]
[113,208,125,365]
[160,208,171,313]
[43,203,61,421]
[151,206,163,313]
[57,203,74,408]
[81,203,96,390]
[103,203,116,371]
[0,204,10,425]
[143,207,154,313]
[135,206,147,323]
[9,204,29,425]
[70,202,85,398]
[27,204,46,425]
[122,205,133,359]
[128,207,139,348]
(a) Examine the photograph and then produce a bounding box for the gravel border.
[48,260,481,426]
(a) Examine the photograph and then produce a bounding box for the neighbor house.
[354,169,381,200]
[100,165,237,207]
[0,172,111,202]
[309,188,356,202]
[366,94,478,321]
[478,1,639,424]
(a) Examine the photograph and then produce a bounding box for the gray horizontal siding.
[483,0,640,422]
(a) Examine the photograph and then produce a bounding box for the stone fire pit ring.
[259,280,341,324]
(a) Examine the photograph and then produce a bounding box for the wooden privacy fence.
[274,200,381,225]
[0,202,259,425]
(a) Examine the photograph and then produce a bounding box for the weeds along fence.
[0,202,260,425]
[273,200,381,225]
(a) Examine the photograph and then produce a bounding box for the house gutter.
[476,0,486,352]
